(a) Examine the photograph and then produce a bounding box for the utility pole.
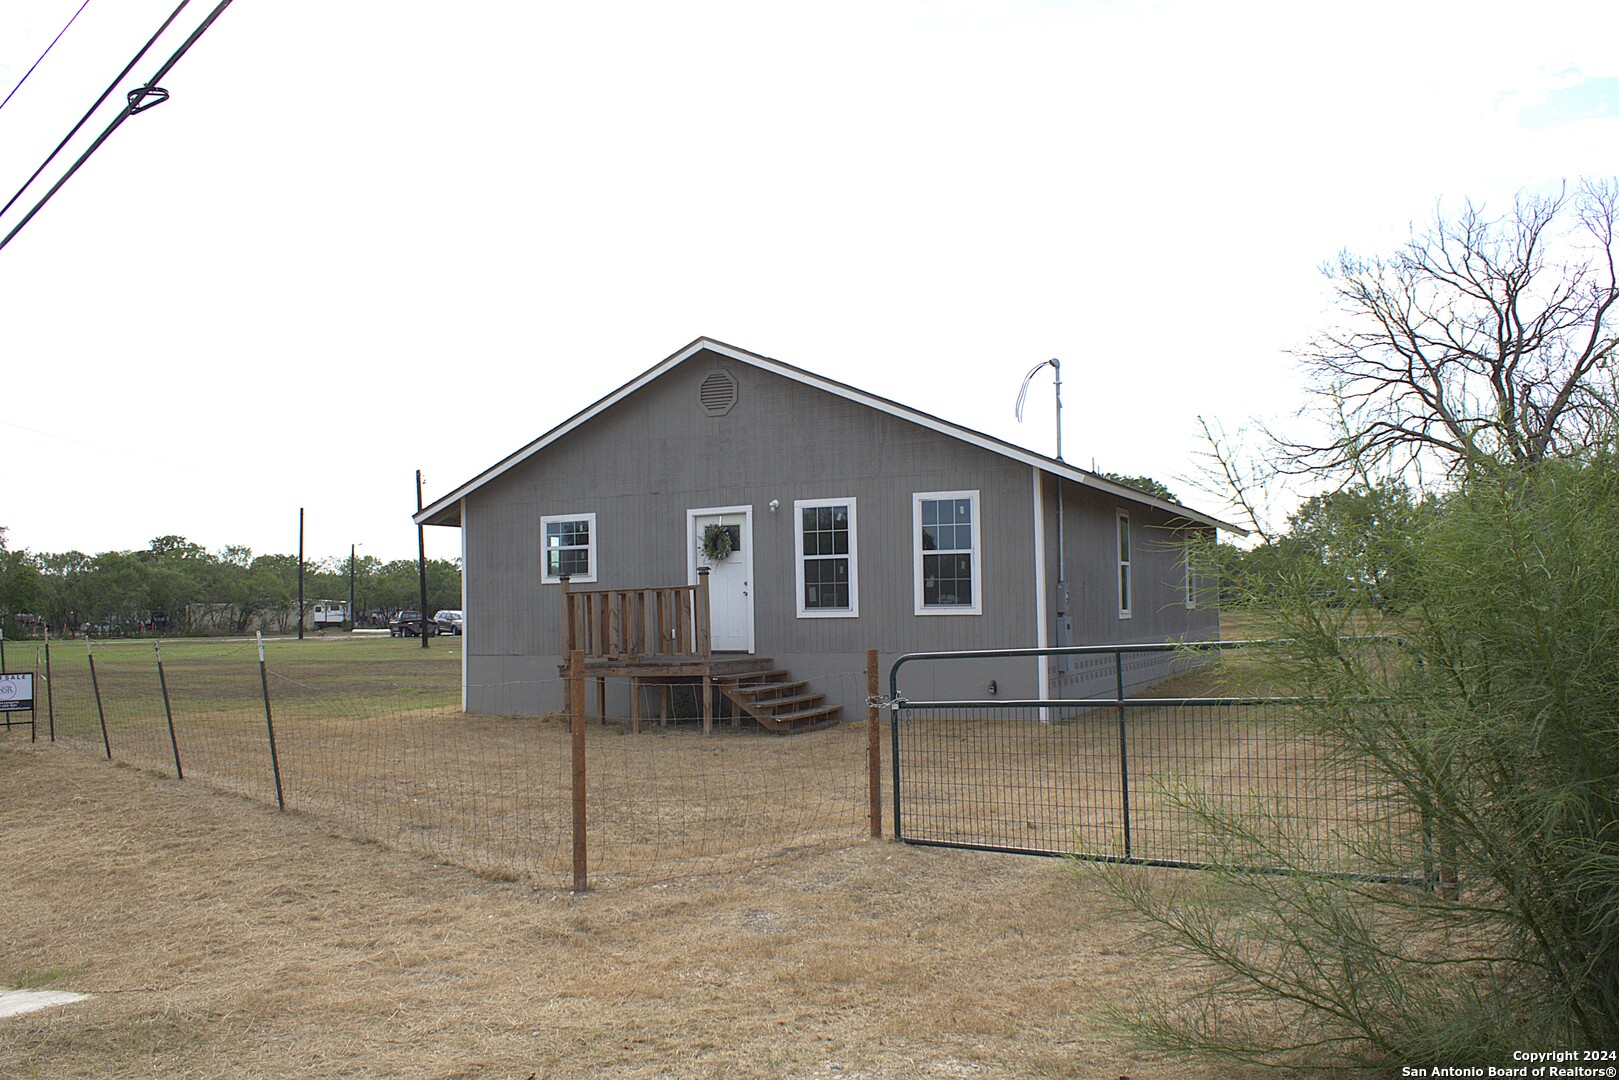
[297,507,305,641]
[416,471,429,650]
[349,543,358,631]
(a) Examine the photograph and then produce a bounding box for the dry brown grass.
[894,709,1413,877]
[0,733,1271,1079]
[57,704,874,889]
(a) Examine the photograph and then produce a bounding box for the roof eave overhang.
[412,336,1249,537]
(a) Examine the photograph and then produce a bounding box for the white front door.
[688,506,754,653]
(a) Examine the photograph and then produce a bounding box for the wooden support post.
[660,684,670,727]
[596,677,607,726]
[701,671,713,735]
[570,649,588,892]
[695,567,712,659]
[655,590,669,656]
[630,676,641,735]
[868,648,882,839]
[558,576,573,655]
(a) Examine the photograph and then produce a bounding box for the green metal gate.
[887,642,1428,882]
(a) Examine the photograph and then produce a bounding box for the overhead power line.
[0,0,94,114]
[0,0,235,254]
[0,0,193,224]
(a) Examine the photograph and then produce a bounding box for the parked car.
[433,609,464,636]
[388,610,438,637]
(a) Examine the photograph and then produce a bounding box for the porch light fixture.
[768,499,780,512]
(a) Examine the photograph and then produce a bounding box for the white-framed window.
[914,490,982,615]
[541,512,597,584]
[1117,509,1132,618]
[1185,537,1197,609]
[795,498,859,618]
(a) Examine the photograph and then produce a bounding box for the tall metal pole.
[297,507,305,641]
[1051,357,1063,463]
[416,471,429,650]
[1052,360,1068,651]
[1017,359,1071,655]
[349,543,357,630]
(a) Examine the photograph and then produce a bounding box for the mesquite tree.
[1290,180,1619,477]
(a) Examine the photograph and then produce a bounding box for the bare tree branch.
[1283,181,1619,478]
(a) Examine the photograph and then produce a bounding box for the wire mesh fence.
[5,636,1432,889]
[889,643,1431,883]
[5,637,875,890]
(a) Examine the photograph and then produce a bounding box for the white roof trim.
[415,337,1247,535]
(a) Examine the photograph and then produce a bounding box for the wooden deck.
[557,576,840,734]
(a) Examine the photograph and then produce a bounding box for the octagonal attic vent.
[699,370,738,416]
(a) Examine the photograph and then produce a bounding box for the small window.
[541,512,598,584]
[795,498,859,617]
[1185,537,1196,609]
[914,491,982,615]
[1117,510,1132,618]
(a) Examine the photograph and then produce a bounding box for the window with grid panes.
[914,491,980,614]
[1117,510,1132,617]
[541,513,597,583]
[796,499,857,616]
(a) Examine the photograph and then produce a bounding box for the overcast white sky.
[2,0,1618,563]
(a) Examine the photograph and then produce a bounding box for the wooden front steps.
[714,659,842,734]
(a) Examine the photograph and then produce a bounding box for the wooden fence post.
[558,575,573,655]
[569,649,589,892]
[867,648,882,839]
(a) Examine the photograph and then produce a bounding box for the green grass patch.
[32,635,463,735]
[10,966,81,990]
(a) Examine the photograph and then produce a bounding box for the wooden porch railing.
[559,570,711,661]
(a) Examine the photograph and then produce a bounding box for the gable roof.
[414,336,1247,534]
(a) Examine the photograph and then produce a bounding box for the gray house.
[415,338,1240,728]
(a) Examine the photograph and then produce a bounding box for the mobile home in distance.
[305,600,350,630]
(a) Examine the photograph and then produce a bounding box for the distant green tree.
[37,550,91,633]
[0,528,43,623]
[84,551,154,628]
[364,558,461,616]
[1102,472,1180,503]
[1219,481,1424,613]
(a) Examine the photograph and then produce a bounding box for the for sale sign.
[0,673,33,711]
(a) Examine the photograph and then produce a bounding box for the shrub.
[1103,457,1619,1071]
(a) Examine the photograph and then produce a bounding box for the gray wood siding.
[1039,474,1220,646]
[1039,472,1221,697]
[466,352,1040,664]
[460,347,1219,715]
